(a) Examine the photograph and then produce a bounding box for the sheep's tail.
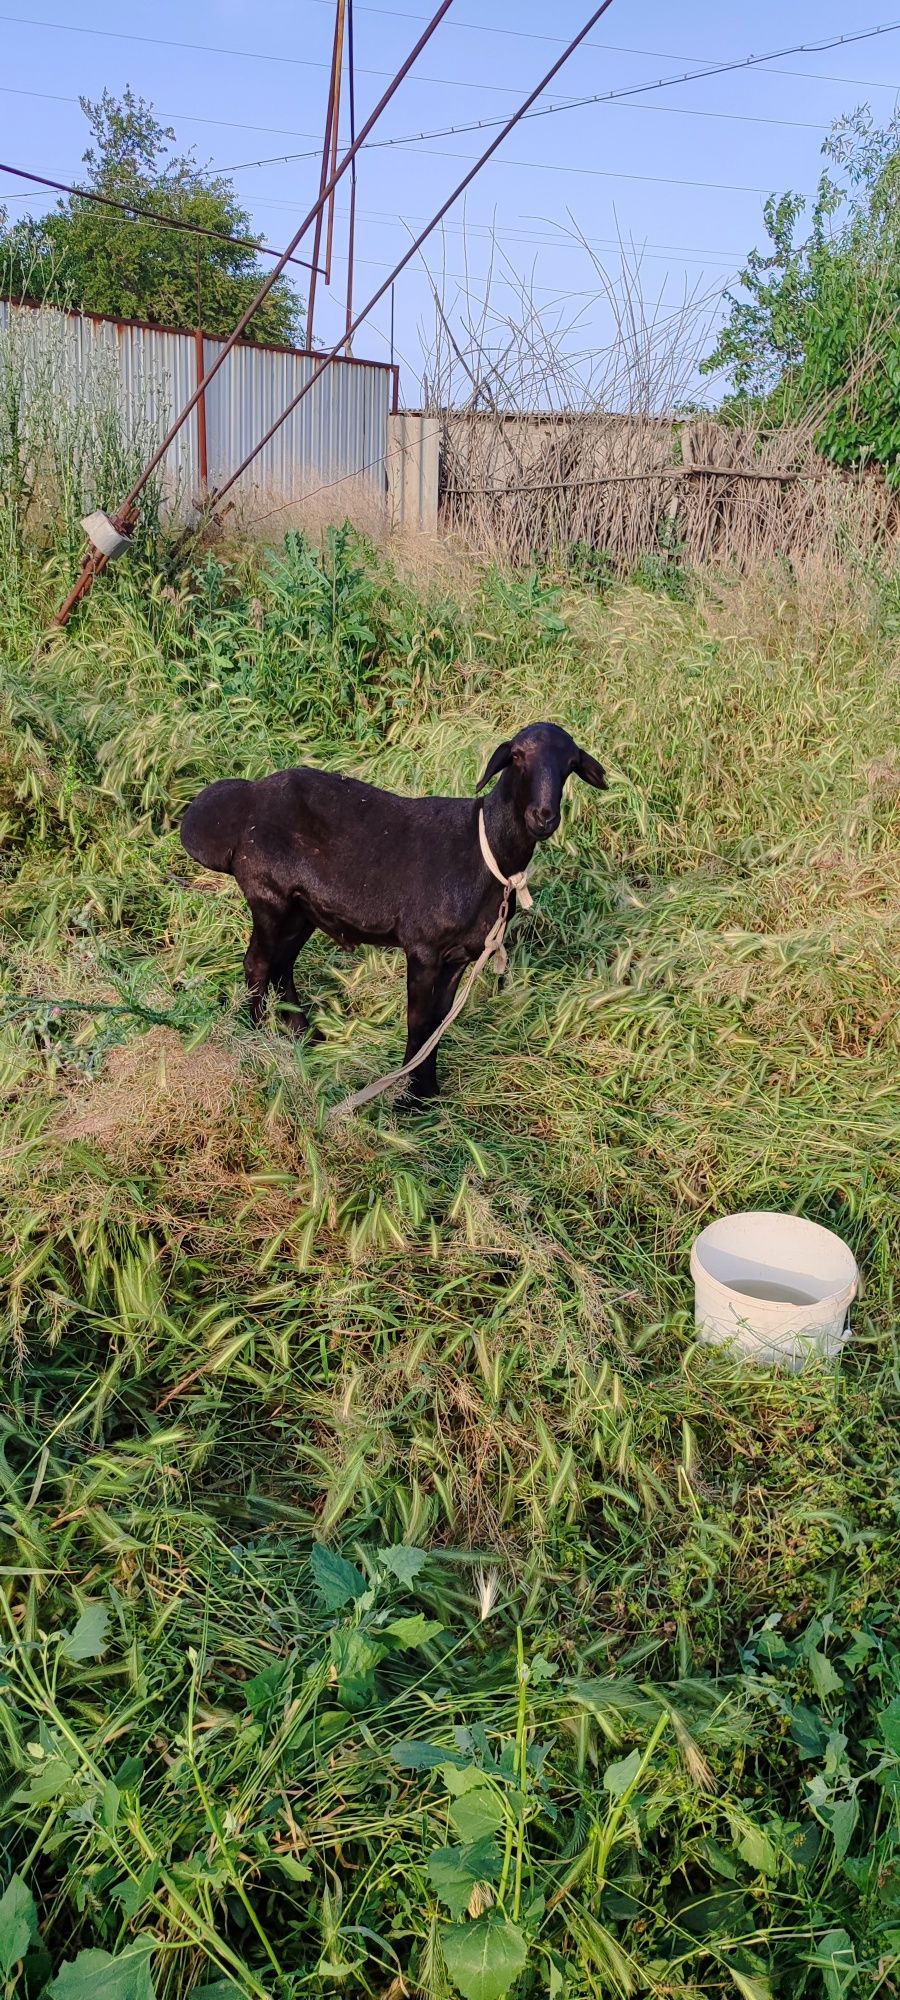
[180,777,253,874]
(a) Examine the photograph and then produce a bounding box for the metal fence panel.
[1,299,392,514]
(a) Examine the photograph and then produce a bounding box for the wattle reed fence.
[436,411,900,568]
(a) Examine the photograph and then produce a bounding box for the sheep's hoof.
[407,1082,440,1110]
[278,1004,315,1039]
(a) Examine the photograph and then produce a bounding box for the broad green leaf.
[273,1855,312,1883]
[329,1628,383,1708]
[680,1891,749,1939]
[698,1837,739,1882]
[831,1796,859,1864]
[25,1757,77,1804]
[786,1821,820,1871]
[114,1757,143,1792]
[311,1542,367,1611]
[0,1874,38,1976]
[392,1739,463,1770]
[814,1928,856,2000]
[49,1938,155,2000]
[752,1626,790,1663]
[384,1615,444,1650]
[450,1787,506,1844]
[380,1544,427,1586]
[529,1654,557,1683]
[841,1631,876,1671]
[737,1825,777,1878]
[603,1749,641,1799]
[243,1664,284,1715]
[441,1914,527,2000]
[428,1838,502,1920]
[112,1884,141,1921]
[729,1970,774,2000]
[62,1602,110,1664]
[879,1696,900,1755]
[809,1649,843,1701]
[444,1766,495,1797]
[789,1704,827,1759]
[101,1780,120,1832]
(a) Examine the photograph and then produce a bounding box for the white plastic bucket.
[691,1211,858,1370]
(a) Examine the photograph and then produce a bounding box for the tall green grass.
[1,523,899,1998]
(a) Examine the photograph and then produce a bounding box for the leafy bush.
[702,107,900,481]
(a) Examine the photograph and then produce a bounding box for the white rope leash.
[328,811,530,1120]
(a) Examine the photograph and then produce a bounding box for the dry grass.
[438,411,900,570]
[53,1026,242,1168]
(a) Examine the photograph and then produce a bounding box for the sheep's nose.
[527,804,559,835]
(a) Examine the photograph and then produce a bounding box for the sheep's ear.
[476,739,515,792]
[574,746,607,790]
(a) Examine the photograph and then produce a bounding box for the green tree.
[0,88,303,346]
[701,107,900,481]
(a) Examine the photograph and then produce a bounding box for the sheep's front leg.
[403,952,440,1098]
[403,953,467,1100]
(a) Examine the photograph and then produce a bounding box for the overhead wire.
[0,99,819,203]
[0,9,618,99]
[7,16,896,201]
[3,6,897,99]
[219,17,900,171]
[301,0,900,83]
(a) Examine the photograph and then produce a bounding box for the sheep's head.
[476,721,606,840]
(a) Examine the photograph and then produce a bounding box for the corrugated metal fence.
[0,297,396,513]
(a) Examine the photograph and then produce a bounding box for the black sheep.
[180,721,606,1098]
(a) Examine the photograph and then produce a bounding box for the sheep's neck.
[481,779,536,881]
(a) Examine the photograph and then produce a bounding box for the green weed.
[0,524,898,1996]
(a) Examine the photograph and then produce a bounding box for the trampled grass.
[1,525,899,1999]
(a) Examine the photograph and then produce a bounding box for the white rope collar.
[478,808,533,910]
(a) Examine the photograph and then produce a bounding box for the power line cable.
[3,4,896,100]
[0,94,814,201]
[0,173,771,269]
[301,0,900,85]
[0,10,590,100]
[220,17,900,171]
[0,84,326,146]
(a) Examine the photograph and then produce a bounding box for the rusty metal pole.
[194,245,208,493]
[324,0,347,286]
[344,0,358,352]
[306,0,343,349]
[194,326,209,491]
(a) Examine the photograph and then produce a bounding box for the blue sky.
[1,1,897,401]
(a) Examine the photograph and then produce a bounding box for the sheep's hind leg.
[243,905,311,1031]
[270,910,317,1037]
